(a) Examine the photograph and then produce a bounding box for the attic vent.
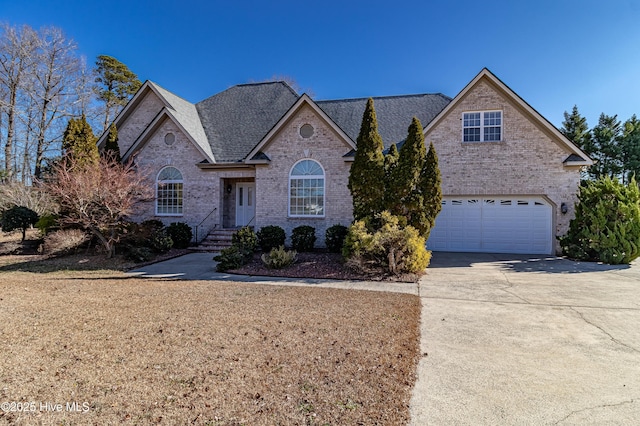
[164,132,175,146]
[300,124,314,139]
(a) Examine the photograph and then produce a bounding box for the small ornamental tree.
[559,176,640,264]
[43,156,152,258]
[1,206,39,241]
[417,141,443,239]
[348,98,386,221]
[103,123,122,163]
[62,114,99,169]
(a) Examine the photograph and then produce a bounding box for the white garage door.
[427,197,553,254]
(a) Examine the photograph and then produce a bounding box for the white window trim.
[156,166,184,216]
[288,159,326,218]
[462,110,503,142]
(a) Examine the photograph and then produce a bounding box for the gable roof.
[98,80,215,162]
[317,93,451,150]
[424,68,593,166]
[195,82,300,162]
[245,94,356,163]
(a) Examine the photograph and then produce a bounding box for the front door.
[235,182,255,227]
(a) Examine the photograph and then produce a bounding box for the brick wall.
[255,104,354,247]
[118,90,164,155]
[425,79,582,252]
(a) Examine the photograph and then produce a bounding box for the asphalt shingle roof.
[317,93,452,150]
[195,82,299,162]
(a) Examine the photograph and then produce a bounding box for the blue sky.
[2,0,640,128]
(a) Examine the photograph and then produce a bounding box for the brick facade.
[425,79,581,252]
[116,75,585,253]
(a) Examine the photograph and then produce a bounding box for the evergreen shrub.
[1,206,39,241]
[261,246,297,269]
[559,176,640,264]
[232,226,257,253]
[257,225,286,252]
[325,224,348,253]
[167,222,193,248]
[291,225,316,252]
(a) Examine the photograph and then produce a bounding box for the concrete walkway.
[127,252,418,295]
[129,252,640,424]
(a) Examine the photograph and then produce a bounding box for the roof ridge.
[148,80,195,106]
[317,92,452,103]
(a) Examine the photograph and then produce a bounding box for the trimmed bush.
[291,225,316,252]
[325,224,348,253]
[41,229,87,255]
[214,246,247,272]
[232,226,257,253]
[343,211,431,274]
[149,228,173,253]
[261,246,297,269]
[1,206,39,241]
[559,176,640,264]
[123,246,155,263]
[257,225,286,252]
[167,222,193,249]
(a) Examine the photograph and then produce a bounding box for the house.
[97,68,592,255]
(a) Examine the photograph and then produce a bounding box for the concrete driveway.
[411,252,640,425]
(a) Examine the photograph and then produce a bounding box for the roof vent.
[300,124,314,139]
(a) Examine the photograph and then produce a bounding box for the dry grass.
[0,263,420,425]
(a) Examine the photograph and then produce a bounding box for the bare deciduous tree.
[43,156,152,258]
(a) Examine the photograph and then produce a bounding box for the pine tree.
[560,105,591,149]
[103,123,122,162]
[620,115,640,184]
[418,141,442,239]
[586,114,623,180]
[348,98,386,221]
[388,117,426,220]
[94,55,142,132]
[62,115,99,169]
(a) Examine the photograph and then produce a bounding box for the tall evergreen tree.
[418,141,442,239]
[103,123,122,162]
[62,115,99,169]
[586,114,623,180]
[560,105,591,149]
[620,115,640,184]
[383,143,399,210]
[94,55,141,132]
[388,117,426,220]
[348,98,386,221]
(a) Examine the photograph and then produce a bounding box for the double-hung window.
[463,110,502,142]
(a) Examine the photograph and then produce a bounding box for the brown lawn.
[0,253,420,425]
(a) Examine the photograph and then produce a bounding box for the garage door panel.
[427,196,553,254]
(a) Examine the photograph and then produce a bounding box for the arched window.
[289,159,325,217]
[156,166,183,215]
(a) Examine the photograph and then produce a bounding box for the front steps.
[191,228,236,252]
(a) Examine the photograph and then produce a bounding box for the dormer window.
[463,111,502,142]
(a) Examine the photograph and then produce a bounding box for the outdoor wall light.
[561,202,568,214]
[226,184,233,194]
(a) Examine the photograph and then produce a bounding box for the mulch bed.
[230,251,422,283]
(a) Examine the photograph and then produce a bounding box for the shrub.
[149,228,173,253]
[291,225,316,252]
[42,229,87,255]
[261,246,297,269]
[35,213,59,235]
[1,206,40,241]
[232,226,257,252]
[141,219,165,231]
[123,246,155,263]
[559,176,640,264]
[214,246,248,272]
[167,222,193,249]
[325,224,348,253]
[343,211,431,274]
[257,225,286,252]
